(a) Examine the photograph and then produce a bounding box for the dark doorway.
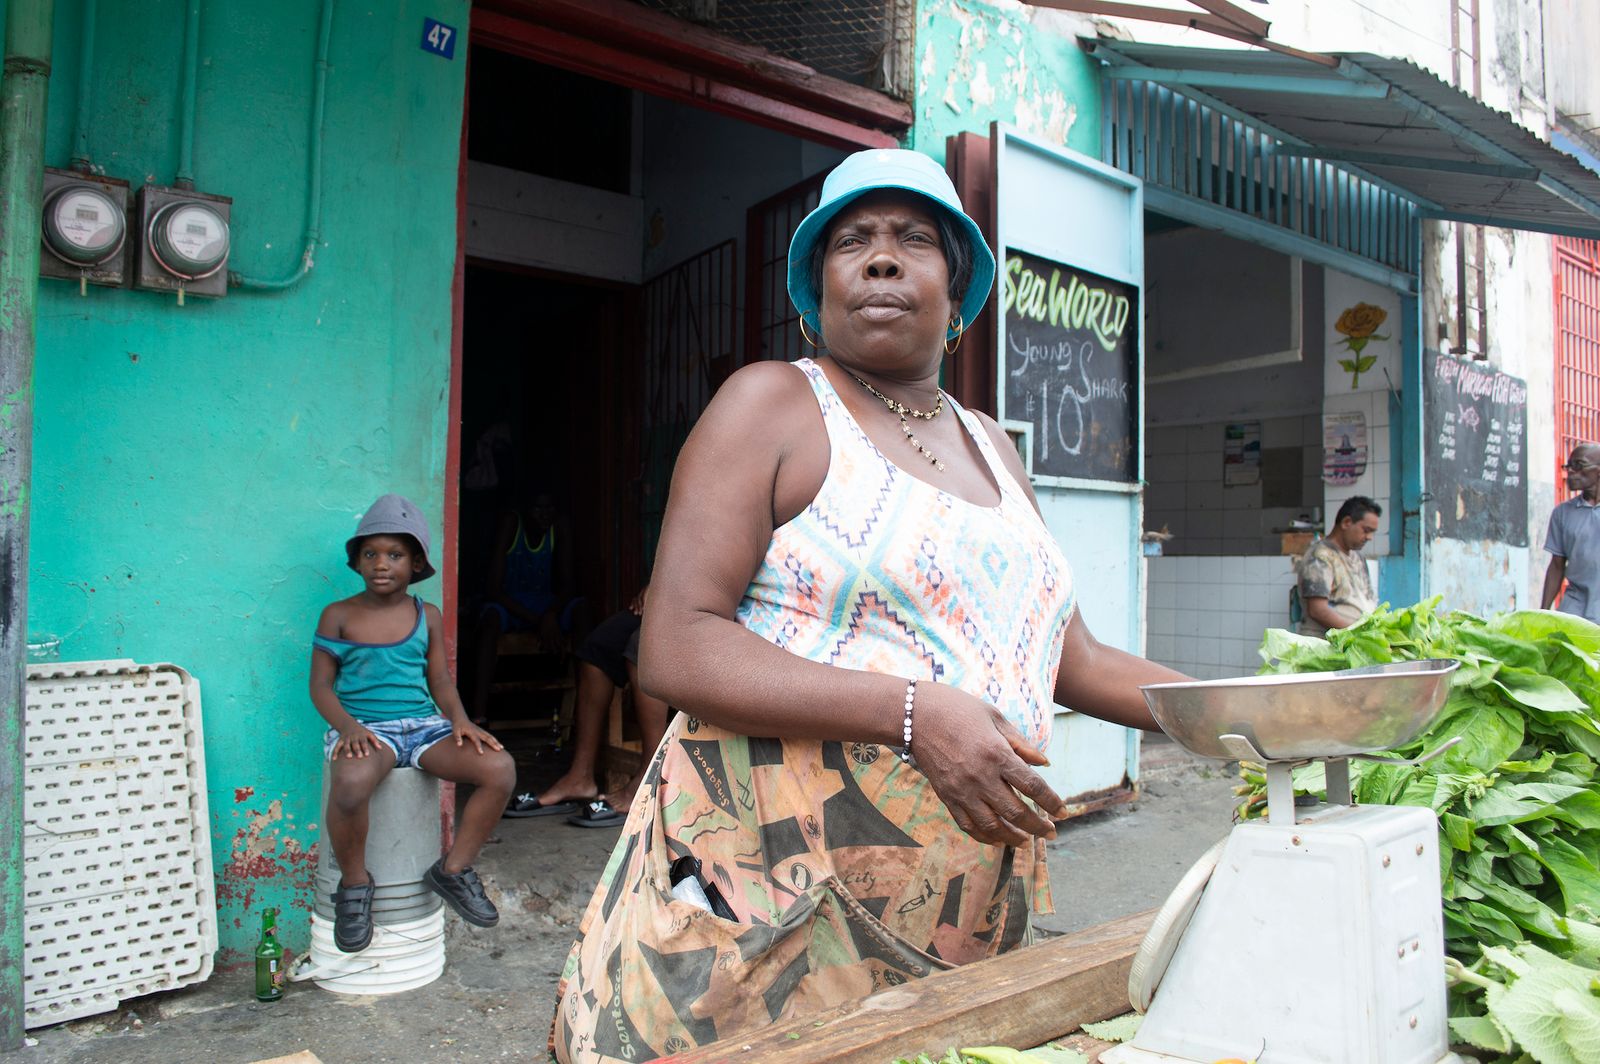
[456,264,638,718]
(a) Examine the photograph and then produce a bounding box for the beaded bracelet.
[900,679,917,763]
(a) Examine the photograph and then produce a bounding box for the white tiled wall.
[1146,556,1299,680]
[1145,416,1324,555]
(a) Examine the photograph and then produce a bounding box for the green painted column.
[0,0,53,1048]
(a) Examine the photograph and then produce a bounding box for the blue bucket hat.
[787,148,996,341]
[345,493,436,583]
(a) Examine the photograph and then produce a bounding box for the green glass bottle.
[254,907,284,1002]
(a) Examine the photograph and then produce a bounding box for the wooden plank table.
[667,909,1152,1063]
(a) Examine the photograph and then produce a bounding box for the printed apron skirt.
[549,716,1048,1063]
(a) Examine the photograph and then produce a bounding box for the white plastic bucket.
[315,764,444,927]
[293,910,446,995]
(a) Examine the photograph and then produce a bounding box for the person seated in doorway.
[469,490,583,723]
[503,585,669,828]
[311,494,516,952]
[1295,495,1382,637]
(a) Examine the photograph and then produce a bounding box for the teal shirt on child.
[311,597,441,722]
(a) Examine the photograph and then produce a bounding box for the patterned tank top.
[739,358,1075,748]
[551,358,1077,1063]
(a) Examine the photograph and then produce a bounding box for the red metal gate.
[640,240,738,566]
[1555,236,1600,485]
[744,172,825,364]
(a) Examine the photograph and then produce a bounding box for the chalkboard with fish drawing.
[1001,248,1138,482]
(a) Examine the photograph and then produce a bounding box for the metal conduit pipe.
[0,0,56,1049]
[230,0,332,291]
[69,0,95,170]
[174,0,200,189]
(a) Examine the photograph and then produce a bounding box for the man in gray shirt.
[1542,443,1600,621]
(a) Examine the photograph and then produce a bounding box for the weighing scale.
[1101,660,1469,1064]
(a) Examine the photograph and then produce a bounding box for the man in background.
[1541,443,1600,621]
[1296,496,1382,637]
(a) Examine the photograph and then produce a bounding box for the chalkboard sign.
[1425,353,1529,546]
[1001,249,1138,482]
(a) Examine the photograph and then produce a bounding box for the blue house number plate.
[421,18,457,59]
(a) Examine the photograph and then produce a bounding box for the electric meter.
[43,184,125,266]
[38,168,131,289]
[134,185,232,299]
[148,201,229,279]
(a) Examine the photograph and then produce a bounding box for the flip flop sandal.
[502,791,584,819]
[567,799,626,829]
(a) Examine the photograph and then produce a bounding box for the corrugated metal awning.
[1088,40,1600,239]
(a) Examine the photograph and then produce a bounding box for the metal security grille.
[1555,237,1600,483]
[632,0,914,97]
[744,171,825,364]
[640,240,738,563]
[1103,79,1421,276]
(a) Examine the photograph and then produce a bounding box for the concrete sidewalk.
[14,740,1237,1064]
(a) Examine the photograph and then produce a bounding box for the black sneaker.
[424,859,499,928]
[331,878,374,953]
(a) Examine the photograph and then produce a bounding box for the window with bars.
[1555,237,1600,484]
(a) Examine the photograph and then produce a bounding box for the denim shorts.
[324,715,454,768]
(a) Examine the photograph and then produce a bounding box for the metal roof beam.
[1534,174,1600,226]
[1025,0,1269,38]
[1269,145,1538,180]
[1335,59,1526,169]
[1186,0,1270,38]
[1025,0,1242,35]
[1419,206,1600,240]
[1104,66,1389,97]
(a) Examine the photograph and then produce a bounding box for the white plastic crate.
[23,659,217,1028]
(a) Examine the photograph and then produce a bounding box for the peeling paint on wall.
[1430,536,1528,616]
[913,0,1100,162]
[216,796,318,957]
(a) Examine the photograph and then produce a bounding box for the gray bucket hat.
[345,493,436,583]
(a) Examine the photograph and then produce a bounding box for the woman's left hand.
[452,718,505,755]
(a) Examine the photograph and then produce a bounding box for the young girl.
[310,493,516,952]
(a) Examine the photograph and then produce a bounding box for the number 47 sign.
[421,18,457,59]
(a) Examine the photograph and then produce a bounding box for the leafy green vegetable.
[1247,603,1600,1063]
[1078,1013,1141,1042]
[1025,1045,1090,1064]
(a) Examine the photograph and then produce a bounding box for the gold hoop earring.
[944,313,965,356]
[799,313,821,349]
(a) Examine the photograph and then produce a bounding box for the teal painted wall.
[910,0,1102,163]
[5,0,467,957]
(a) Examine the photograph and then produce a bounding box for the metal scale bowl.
[1100,659,1468,1064]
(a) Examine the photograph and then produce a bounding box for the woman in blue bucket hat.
[550,149,1182,1062]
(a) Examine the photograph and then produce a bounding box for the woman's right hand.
[332,724,382,759]
[910,685,1070,847]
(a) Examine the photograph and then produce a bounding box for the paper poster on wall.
[1322,411,1368,485]
[1223,421,1261,486]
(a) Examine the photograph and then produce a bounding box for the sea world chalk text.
[1002,254,1131,352]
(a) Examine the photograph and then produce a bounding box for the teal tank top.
[312,597,440,723]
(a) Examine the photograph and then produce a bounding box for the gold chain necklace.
[851,373,947,471]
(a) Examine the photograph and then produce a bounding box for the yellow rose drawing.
[1334,302,1389,388]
